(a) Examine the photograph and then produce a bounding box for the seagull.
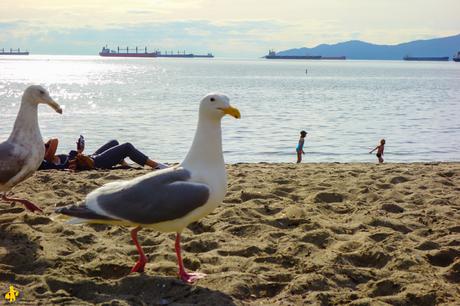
[0,85,62,213]
[55,93,240,283]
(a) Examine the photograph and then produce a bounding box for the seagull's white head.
[199,93,241,120]
[23,85,63,114]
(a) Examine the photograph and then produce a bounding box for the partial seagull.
[0,85,62,213]
[56,93,240,283]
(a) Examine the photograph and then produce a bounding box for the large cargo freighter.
[0,48,29,55]
[99,46,214,58]
[264,50,345,60]
[155,51,214,58]
[99,46,157,57]
[403,55,449,61]
[265,50,321,59]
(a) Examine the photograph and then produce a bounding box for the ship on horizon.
[99,46,157,57]
[155,50,214,58]
[99,46,214,58]
[264,50,345,60]
[453,51,460,62]
[0,48,29,55]
[403,55,449,61]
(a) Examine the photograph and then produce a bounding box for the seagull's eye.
[210,97,215,102]
[39,90,45,95]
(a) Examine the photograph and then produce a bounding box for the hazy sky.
[1,0,459,57]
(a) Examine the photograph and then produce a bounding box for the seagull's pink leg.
[130,226,147,273]
[1,193,43,213]
[175,232,206,283]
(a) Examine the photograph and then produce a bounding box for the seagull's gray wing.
[0,141,27,185]
[94,168,210,224]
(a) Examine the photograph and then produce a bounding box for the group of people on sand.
[40,135,167,172]
[42,131,386,170]
[296,130,386,164]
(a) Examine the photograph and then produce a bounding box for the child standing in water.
[296,130,308,163]
[369,139,386,163]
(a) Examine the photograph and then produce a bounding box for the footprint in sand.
[288,274,331,294]
[381,203,404,213]
[369,232,392,242]
[314,192,344,203]
[68,234,96,248]
[187,221,215,234]
[337,240,363,253]
[24,215,52,225]
[438,171,455,178]
[426,248,460,267]
[368,279,402,297]
[240,191,277,202]
[415,240,440,251]
[444,258,460,283]
[301,229,334,248]
[87,263,132,279]
[228,224,263,237]
[342,249,391,269]
[368,218,412,234]
[183,240,220,253]
[217,245,262,257]
[254,255,298,268]
[389,176,409,184]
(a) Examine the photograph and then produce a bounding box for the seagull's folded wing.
[63,168,210,224]
[0,141,27,185]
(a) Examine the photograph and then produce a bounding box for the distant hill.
[275,34,460,60]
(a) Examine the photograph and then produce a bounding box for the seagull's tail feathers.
[67,217,88,225]
[55,204,116,224]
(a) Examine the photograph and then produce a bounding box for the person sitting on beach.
[369,139,386,163]
[296,130,308,163]
[40,136,167,171]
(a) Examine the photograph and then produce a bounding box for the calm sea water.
[1,55,459,163]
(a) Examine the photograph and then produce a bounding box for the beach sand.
[0,163,459,305]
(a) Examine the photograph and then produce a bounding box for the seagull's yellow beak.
[222,105,241,119]
[47,99,63,114]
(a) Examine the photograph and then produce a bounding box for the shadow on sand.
[44,274,237,305]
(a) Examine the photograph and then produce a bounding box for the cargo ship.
[0,48,29,55]
[453,51,460,62]
[403,55,449,61]
[99,46,214,58]
[321,56,346,60]
[265,50,321,59]
[155,51,214,58]
[264,50,345,60]
[99,46,157,57]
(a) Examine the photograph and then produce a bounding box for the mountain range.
[275,34,460,60]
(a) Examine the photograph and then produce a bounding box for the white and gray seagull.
[55,93,240,283]
[0,85,62,213]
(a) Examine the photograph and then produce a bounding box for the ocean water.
[1,55,459,163]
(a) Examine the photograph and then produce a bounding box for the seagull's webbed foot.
[130,226,148,273]
[1,194,43,213]
[179,270,207,283]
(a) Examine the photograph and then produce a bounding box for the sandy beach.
[0,163,459,305]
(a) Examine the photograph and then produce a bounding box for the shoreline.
[1,162,459,305]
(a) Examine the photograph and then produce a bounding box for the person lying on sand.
[369,139,385,163]
[40,136,167,171]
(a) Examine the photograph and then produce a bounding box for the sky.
[0,0,459,57]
